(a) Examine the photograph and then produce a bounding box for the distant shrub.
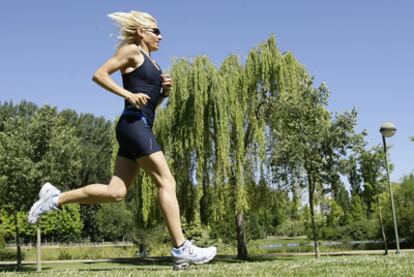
[0,228,6,249]
[0,249,25,261]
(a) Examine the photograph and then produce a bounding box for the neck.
[138,45,151,57]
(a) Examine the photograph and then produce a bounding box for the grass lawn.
[1,252,414,276]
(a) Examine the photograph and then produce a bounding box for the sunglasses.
[144,28,161,36]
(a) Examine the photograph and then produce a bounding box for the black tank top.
[121,52,163,125]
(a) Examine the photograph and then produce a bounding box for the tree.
[0,105,81,266]
[59,110,114,241]
[0,101,38,132]
[359,146,388,253]
[95,202,134,241]
[155,57,238,253]
[269,50,362,258]
[382,174,414,246]
[155,43,274,258]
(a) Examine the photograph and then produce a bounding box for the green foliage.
[334,219,379,241]
[274,220,306,237]
[59,111,113,187]
[0,104,83,265]
[0,227,6,249]
[0,206,83,242]
[132,224,170,256]
[0,105,82,213]
[209,207,235,242]
[268,48,363,257]
[157,36,287,257]
[246,213,266,240]
[127,170,162,235]
[180,216,212,246]
[382,174,414,245]
[59,110,114,242]
[0,209,36,240]
[40,204,84,242]
[350,195,367,221]
[324,199,345,227]
[57,248,72,260]
[0,248,25,261]
[95,202,134,242]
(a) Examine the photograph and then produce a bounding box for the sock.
[174,240,187,249]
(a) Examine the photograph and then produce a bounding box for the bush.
[275,220,306,237]
[181,217,215,246]
[246,214,266,240]
[57,248,72,260]
[335,219,379,241]
[0,249,25,261]
[132,224,171,257]
[0,228,6,249]
[319,226,337,240]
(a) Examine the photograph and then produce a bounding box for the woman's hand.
[161,74,173,96]
[125,92,151,108]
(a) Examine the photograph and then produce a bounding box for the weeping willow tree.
[218,37,283,258]
[154,37,283,259]
[155,56,232,235]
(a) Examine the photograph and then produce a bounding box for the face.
[139,22,162,52]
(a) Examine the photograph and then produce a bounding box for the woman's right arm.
[92,45,150,107]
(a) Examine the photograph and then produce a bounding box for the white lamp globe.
[380,122,397,138]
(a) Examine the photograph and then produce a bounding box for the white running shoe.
[171,240,217,270]
[28,182,61,224]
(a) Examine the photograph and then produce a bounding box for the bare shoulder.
[117,44,140,56]
[117,44,143,62]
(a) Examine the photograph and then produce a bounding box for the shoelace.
[182,241,195,255]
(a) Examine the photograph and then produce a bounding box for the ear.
[136,28,146,39]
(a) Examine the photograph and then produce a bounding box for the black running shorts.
[115,111,161,160]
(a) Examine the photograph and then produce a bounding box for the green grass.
[3,244,171,261]
[0,237,388,262]
[1,253,414,276]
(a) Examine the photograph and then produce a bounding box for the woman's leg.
[137,151,185,248]
[57,156,139,205]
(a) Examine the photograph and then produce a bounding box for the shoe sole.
[173,259,191,270]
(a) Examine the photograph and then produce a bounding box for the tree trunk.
[377,196,388,255]
[307,173,320,259]
[13,211,22,268]
[235,213,249,259]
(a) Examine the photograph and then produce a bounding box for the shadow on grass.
[109,254,295,267]
[0,264,52,273]
[0,255,295,273]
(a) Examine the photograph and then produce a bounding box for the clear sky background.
[1,1,413,182]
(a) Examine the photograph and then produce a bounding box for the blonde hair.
[108,11,157,45]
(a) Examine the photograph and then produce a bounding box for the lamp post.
[379,122,400,254]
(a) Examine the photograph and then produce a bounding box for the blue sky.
[1,1,413,182]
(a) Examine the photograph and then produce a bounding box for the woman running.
[28,10,216,269]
